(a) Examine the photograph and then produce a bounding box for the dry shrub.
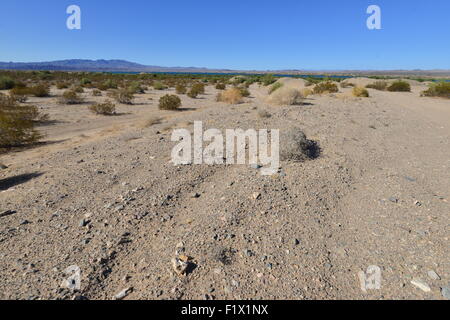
[421,82,450,98]
[267,87,304,105]
[313,81,339,94]
[92,89,102,96]
[88,100,116,115]
[215,83,226,90]
[176,84,187,94]
[159,94,181,110]
[108,89,134,104]
[387,80,411,92]
[9,92,28,103]
[352,87,370,97]
[59,90,84,104]
[280,128,320,161]
[56,82,69,89]
[153,82,168,90]
[238,87,250,97]
[0,94,44,148]
[190,83,205,96]
[217,88,243,104]
[366,81,387,91]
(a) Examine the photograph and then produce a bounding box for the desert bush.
[261,74,277,86]
[9,92,28,103]
[108,89,134,104]
[56,82,69,89]
[268,82,283,94]
[59,90,84,104]
[72,86,84,93]
[88,100,116,115]
[176,84,187,94]
[387,80,411,92]
[366,81,388,91]
[421,82,450,98]
[29,84,50,97]
[0,76,15,90]
[159,94,181,110]
[153,82,168,90]
[187,89,199,99]
[268,87,304,105]
[340,82,355,88]
[352,87,370,97]
[217,88,243,104]
[215,83,226,90]
[92,89,102,96]
[313,81,339,94]
[258,110,272,118]
[238,87,250,97]
[99,79,118,90]
[191,83,205,95]
[80,78,92,86]
[0,95,43,148]
[280,128,320,161]
[127,81,145,94]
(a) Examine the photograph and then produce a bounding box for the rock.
[414,201,422,207]
[192,193,201,198]
[0,210,17,218]
[441,286,450,300]
[252,192,261,200]
[0,163,8,170]
[172,255,193,276]
[115,287,133,300]
[427,270,440,280]
[389,197,399,203]
[294,239,300,246]
[78,219,89,227]
[411,279,431,292]
[250,164,262,170]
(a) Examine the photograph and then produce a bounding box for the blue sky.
[0,0,449,70]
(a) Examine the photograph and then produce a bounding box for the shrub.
[0,95,43,148]
[352,87,370,97]
[421,82,450,98]
[59,90,84,104]
[187,89,199,99]
[258,110,272,118]
[9,92,28,103]
[127,81,145,94]
[176,84,187,94]
[159,94,181,110]
[108,89,134,104]
[280,128,320,161]
[72,86,84,93]
[0,76,15,90]
[56,82,69,89]
[215,83,226,90]
[89,100,116,115]
[92,89,102,96]
[100,79,118,90]
[267,87,304,105]
[366,81,388,91]
[313,81,339,94]
[340,82,355,88]
[191,83,205,95]
[238,87,250,97]
[268,82,283,94]
[387,80,411,92]
[217,88,243,104]
[80,78,92,86]
[153,82,168,90]
[261,74,277,86]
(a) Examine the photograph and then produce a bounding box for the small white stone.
[411,279,431,292]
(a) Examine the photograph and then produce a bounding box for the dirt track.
[0,84,449,300]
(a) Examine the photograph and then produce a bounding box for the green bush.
[89,100,116,115]
[261,74,276,86]
[80,78,92,86]
[387,80,411,92]
[59,90,84,104]
[0,76,16,90]
[187,89,198,99]
[0,94,43,148]
[421,82,450,98]
[366,81,388,91]
[159,94,181,110]
[313,81,339,94]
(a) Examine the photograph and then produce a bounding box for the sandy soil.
[0,83,449,300]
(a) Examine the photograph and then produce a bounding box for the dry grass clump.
[366,81,388,91]
[313,81,339,94]
[59,90,84,104]
[280,128,320,161]
[267,87,304,105]
[421,82,450,99]
[352,87,370,97]
[387,80,411,92]
[108,89,134,104]
[217,87,243,104]
[159,94,182,110]
[0,94,44,148]
[88,100,116,115]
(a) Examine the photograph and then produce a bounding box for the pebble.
[252,192,261,200]
[115,287,133,300]
[389,197,399,203]
[250,164,262,170]
[427,270,440,280]
[411,279,431,292]
[441,286,450,300]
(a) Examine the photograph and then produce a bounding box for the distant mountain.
[0,59,233,73]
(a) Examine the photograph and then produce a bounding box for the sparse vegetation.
[0,76,16,90]
[0,94,44,148]
[215,83,226,90]
[261,74,277,86]
[108,89,134,104]
[387,80,411,92]
[159,94,182,110]
[366,81,388,91]
[88,100,116,115]
[153,82,168,90]
[352,87,370,97]
[59,90,84,104]
[313,81,339,94]
[191,83,205,95]
[92,89,102,96]
[140,116,163,128]
[217,88,243,104]
[238,87,250,97]
[340,82,355,88]
[176,84,187,94]
[421,82,450,99]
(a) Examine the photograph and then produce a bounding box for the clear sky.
[0,0,449,70]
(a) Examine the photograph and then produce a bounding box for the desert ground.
[0,78,449,300]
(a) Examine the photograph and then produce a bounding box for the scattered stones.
[411,279,431,293]
[115,287,133,300]
[427,270,440,280]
